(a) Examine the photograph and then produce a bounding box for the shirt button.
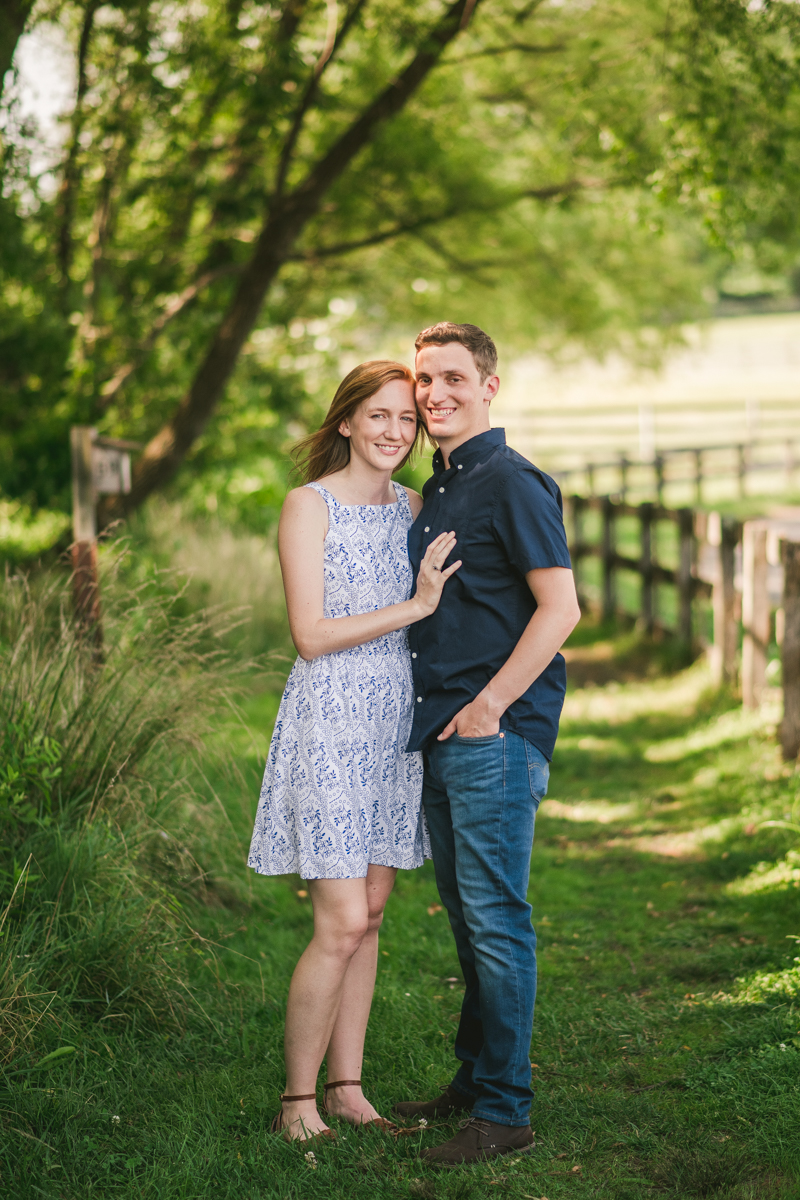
[416,696,422,703]
[424,526,430,533]
[439,487,445,493]
[457,464,463,469]
[411,652,417,659]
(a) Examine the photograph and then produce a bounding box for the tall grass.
[0,551,242,1062]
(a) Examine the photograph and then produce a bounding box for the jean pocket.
[524,741,550,802]
[451,732,501,744]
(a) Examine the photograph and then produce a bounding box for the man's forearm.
[478,603,579,719]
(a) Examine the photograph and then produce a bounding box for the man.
[393,322,580,1166]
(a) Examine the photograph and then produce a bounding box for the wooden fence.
[567,495,800,760]
[556,436,799,507]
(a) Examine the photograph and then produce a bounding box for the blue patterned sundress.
[247,481,429,880]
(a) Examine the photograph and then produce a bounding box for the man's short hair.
[414,322,498,382]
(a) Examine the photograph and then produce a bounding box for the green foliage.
[6,0,787,533]
[5,625,800,1195]
[0,554,243,1058]
[0,709,61,831]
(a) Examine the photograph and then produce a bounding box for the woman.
[248,360,460,1143]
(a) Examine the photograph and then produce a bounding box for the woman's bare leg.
[280,877,371,1139]
[323,864,397,1124]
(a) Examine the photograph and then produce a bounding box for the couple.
[247,321,580,1166]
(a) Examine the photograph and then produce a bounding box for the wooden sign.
[92,445,131,494]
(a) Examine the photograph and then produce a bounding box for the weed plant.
[5,590,800,1197]
[0,553,243,1064]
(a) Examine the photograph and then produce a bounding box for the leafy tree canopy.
[1,0,799,541]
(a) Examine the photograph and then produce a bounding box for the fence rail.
[554,436,799,506]
[566,494,800,760]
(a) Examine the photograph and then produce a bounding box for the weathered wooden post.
[601,495,616,624]
[573,494,589,610]
[654,455,665,506]
[70,427,138,656]
[639,501,655,634]
[708,513,740,686]
[694,449,703,506]
[742,521,769,708]
[738,444,747,499]
[70,426,103,655]
[781,539,800,760]
[677,507,694,647]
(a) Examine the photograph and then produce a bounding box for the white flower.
[304,1150,317,1168]
[111,1115,121,1125]
[780,1043,787,1051]
[418,1117,428,1127]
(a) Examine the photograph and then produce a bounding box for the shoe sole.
[422,1142,536,1169]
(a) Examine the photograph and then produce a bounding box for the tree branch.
[0,0,34,99]
[98,264,243,406]
[273,0,369,200]
[106,0,486,520]
[287,180,583,259]
[448,41,565,62]
[55,0,100,291]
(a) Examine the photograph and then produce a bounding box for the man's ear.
[483,374,500,403]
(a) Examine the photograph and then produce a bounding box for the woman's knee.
[316,910,370,958]
[365,903,385,935]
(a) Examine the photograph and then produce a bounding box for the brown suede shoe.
[392,1084,475,1122]
[419,1116,535,1166]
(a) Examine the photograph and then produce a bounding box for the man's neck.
[439,423,491,470]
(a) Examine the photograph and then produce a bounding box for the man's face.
[414,342,499,450]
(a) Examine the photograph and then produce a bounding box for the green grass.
[5,638,800,1198]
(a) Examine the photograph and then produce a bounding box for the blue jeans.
[422,730,549,1127]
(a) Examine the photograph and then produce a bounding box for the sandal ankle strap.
[280,1092,317,1102]
[323,1079,361,1092]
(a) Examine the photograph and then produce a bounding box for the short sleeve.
[491,465,572,575]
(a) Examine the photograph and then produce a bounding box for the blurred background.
[4,8,800,1194]
[3,0,800,591]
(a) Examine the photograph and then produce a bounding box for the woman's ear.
[338,419,351,438]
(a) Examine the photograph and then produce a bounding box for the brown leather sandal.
[323,1079,399,1133]
[270,1092,337,1143]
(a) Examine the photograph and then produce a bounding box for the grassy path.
[8,658,800,1199]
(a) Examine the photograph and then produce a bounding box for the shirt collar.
[432,428,506,475]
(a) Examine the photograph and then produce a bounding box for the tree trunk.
[0,0,35,97]
[102,0,481,523]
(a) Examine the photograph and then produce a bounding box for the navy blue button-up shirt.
[406,428,572,759]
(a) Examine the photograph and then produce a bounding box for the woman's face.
[339,378,417,471]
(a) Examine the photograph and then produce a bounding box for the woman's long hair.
[292,360,424,484]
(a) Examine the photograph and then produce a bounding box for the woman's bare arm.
[279,487,459,662]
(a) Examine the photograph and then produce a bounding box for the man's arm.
[437,567,581,740]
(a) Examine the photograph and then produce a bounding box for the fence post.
[677,508,694,646]
[639,502,655,634]
[70,425,104,656]
[618,454,629,503]
[781,539,800,760]
[694,449,703,506]
[738,444,747,499]
[742,521,769,708]
[655,455,665,506]
[709,514,740,686]
[601,495,616,623]
[569,495,587,610]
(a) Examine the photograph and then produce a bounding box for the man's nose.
[428,377,449,403]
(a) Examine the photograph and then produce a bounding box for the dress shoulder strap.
[392,481,409,512]
[305,481,337,505]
